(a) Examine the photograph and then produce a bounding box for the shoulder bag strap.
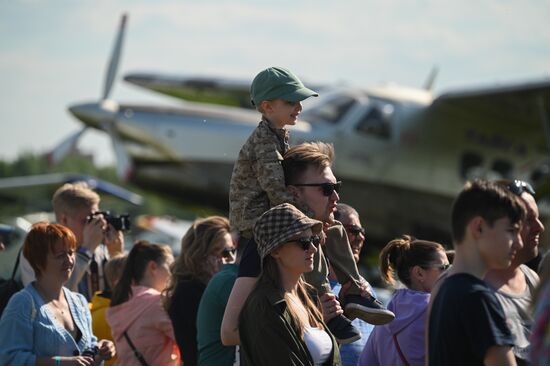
[123,331,149,366]
[392,333,411,366]
[11,247,22,281]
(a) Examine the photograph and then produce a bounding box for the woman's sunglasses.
[422,263,451,271]
[292,235,321,250]
[290,181,342,197]
[344,224,365,236]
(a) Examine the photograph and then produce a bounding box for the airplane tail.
[423,66,439,91]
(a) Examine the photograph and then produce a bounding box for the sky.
[1,0,550,166]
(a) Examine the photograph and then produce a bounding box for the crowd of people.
[0,66,549,366]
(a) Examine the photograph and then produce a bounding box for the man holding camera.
[21,182,125,300]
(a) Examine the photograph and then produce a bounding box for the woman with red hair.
[0,222,115,366]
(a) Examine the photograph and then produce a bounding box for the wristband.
[54,356,61,366]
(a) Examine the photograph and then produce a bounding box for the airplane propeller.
[54,13,133,181]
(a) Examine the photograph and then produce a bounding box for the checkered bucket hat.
[254,203,323,260]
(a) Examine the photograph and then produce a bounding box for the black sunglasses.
[221,247,236,258]
[291,181,342,197]
[344,224,365,236]
[422,263,451,271]
[507,180,535,196]
[292,235,321,250]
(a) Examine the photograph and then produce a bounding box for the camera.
[80,346,99,357]
[87,211,131,232]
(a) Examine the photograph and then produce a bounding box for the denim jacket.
[0,283,98,366]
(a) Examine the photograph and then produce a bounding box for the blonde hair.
[164,216,230,311]
[379,235,445,287]
[52,182,100,217]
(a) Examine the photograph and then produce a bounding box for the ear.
[411,265,424,282]
[58,212,69,226]
[260,100,273,113]
[270,247,282,260]
[287,185,301,199]
[147,260,158,274]
[467,216,485,240]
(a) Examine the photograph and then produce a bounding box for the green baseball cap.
[250,67,319,106]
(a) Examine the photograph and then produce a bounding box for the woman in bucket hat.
[239,203,341,366]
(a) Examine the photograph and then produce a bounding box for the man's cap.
[253,203,322,260]
[250,67,318,106]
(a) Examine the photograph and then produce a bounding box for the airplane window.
[302,96,356,124]
[460,152,483,179]
[491,159,513,179]
[356,104,393,139]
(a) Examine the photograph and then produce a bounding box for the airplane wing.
[124,73,254,109]
[124,72,327,109]
[0,173,143,205]
[432,79,550,130]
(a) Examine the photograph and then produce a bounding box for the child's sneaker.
[344,294,395,325]
[326,314,361,344]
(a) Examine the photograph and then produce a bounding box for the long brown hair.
[379,235,445,288]
[258,255,324,338]
[164,216,230,312]
[111,240,172,306]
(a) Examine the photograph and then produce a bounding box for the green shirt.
[239,284,341,366]
[197,264,238,366]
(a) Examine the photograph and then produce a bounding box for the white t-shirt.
[303,326,333,366]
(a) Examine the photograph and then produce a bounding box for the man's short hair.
[23,222,77,278]
[451,180,526,244]
[282,142,334,184]
[335,203,359,222]
[52,182,100,217]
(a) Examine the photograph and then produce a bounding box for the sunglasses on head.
[344,224,365,236]
[291,235,321,250]
[221,247,236,258]
[507,180,535,197]
[291,181,342,196]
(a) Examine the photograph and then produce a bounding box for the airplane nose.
[68,101,119,130]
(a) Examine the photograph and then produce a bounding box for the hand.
[103,225,124,256]
[338,279,372,303]
[81,215,107,253]
[97,339,116,361]
[320,293,343,322]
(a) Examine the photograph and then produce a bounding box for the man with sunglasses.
[329,203,376,366]
[284,143,394,333]
[484,179,544,365]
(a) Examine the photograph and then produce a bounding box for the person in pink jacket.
[106,241,180,365]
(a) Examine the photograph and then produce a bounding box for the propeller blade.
[47,128,87,165]
[102,13,128,100]
[104,122,133,182]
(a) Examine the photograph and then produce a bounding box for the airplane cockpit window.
[356,103,394,139]
[301,95,357,124]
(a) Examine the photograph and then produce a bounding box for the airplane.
[59,14,550,246]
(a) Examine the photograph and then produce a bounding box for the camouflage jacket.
[229,119,307,234]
